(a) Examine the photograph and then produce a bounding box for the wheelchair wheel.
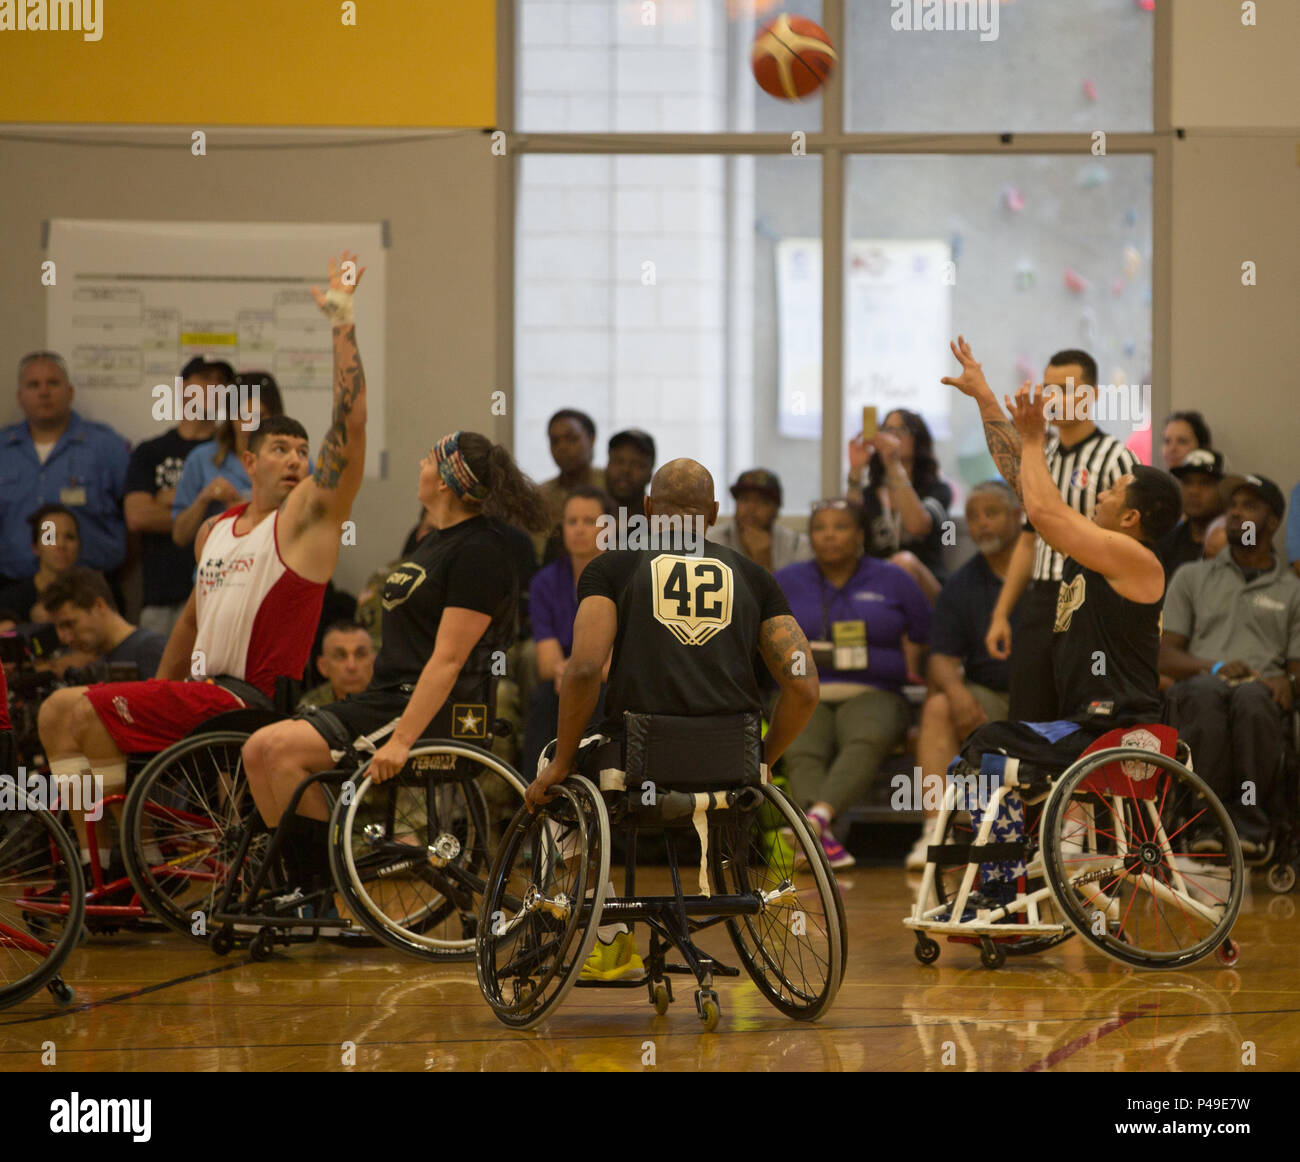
[330,742,528,961]
[933,804,1072,956]
[121,731,259,941]
[1041,747,1244,969]
[711,784,843,1021]
[0,786,86,1009]
[476,774,610,1029]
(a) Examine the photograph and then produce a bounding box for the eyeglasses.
[810,498,856,514]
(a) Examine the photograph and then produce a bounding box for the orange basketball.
[751,13,837,101]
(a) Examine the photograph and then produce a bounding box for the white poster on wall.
[46,220,386,476]
[777,237,952,453]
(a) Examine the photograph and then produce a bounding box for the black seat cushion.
[622,711,762,791]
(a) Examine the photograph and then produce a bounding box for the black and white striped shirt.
[1028,428,1137,582]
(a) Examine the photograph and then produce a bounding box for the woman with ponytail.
[242,431,548,903]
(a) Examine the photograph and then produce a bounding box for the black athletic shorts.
[297,684,494,760]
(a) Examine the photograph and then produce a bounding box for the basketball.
[751,13,837,101]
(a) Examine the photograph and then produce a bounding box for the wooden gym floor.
[2,867,1298,1073]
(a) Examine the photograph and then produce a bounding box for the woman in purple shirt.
[522,485,611,778]
[774,499,931,870]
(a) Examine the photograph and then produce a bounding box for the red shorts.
[83,680,244,755]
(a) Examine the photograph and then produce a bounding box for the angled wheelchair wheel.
[476,774,609,1029]
[0,786,86,1009]
[122,731,260,941]
[933,805,1072,956]
[1042,747,1244,970]
[712,785,843,1021]
[330,742,528,961]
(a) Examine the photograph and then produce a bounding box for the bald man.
[525,458,820,979]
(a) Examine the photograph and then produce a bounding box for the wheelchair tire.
[933,804,1072,957]
[1041,747,1244,969]
[329,742,529,961]
[476,774,610,1029]
[121,731,259,942]
[0,788,86,1010]
[712,784,843,1021]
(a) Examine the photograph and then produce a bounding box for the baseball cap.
[608,428,656,462]
[1220,472,1285,519]
[731,468,783,506]
[1170,448,1225,480]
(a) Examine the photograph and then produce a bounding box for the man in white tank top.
[37,252,370,874]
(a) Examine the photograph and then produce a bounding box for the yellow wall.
[0,0,495,127]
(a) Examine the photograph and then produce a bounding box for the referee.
[944,337,1137,720]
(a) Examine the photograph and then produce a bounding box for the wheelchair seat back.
[1076,723,1179,800]
[622,711,763,793]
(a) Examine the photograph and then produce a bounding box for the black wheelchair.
[475,712,847,1031]
[205,709,529,962]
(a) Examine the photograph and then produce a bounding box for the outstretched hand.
[940,335,991,399]
[1005,380,1048,442]
[311,250,366,320]
[525,759,570,813]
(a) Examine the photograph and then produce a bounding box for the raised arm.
[282,252,368,553]
[941,335,1025,498]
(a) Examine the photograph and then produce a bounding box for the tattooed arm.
[941,334,1025,498]
[758,613,820,767]
[282,252,368,579]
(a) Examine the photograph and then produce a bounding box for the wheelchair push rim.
[475,774,610,1029]
[1041,746,1244,970]
[329,741,528,961]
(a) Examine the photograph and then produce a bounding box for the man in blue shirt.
[0,352,129,582]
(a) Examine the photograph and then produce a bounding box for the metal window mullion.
[509,132,1166,155]
[821,0,846,503]
[497,0,517,453]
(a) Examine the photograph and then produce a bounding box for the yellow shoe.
[581,930,645,981]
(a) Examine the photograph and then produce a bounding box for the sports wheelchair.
[905,724,1244,970]
[475,712,847,1031]
[205,713,529,961]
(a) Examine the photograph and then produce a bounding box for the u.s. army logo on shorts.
[1054,573,1086,633]
[651,555,734,646]
[451,703,488,739]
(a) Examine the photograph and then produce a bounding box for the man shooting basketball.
[37,252,368,877]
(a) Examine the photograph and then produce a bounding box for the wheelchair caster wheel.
[979,937,1005,970]
[250,929,276,962]
[47,978,74,1006]
[1215,938,1239,967]
[695,989,720,1032]
[210,927,235,956]
[650,981,671,1015]
[1266,863,1296,894]
[914,936,940,965]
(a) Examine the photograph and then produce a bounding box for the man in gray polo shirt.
[1159,474,1300,853]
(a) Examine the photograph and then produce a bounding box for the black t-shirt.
[930,552,1017,692]
[1155,518,1204,581]
[370,515,516,704]
[125,429,209,606]
[1051,557,1162,724]
[577,540,791,733]
[859,477,953,580]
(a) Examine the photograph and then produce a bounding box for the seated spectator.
[1156,448,1228,579]
[1160,409,1213,470]
[846,408,951,601]
[604,428,656,519]
[774,498,931,871]
[0,351,129,582]
[125,357,218,636]
[1160,474,1300,855]
[534,408,606,562]
[523,486,610,778]
[0,503,83,622]
[910,481,1022,869]
[709,469,812,573]
[298,621,375,710]
[1288,481,1300,580]
[40,567,167,681]
[170,367,283,548]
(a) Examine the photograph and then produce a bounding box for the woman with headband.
[242,430,548,906]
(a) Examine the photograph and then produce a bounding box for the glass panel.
[847,0,1153,133]
[518,0,827,133]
